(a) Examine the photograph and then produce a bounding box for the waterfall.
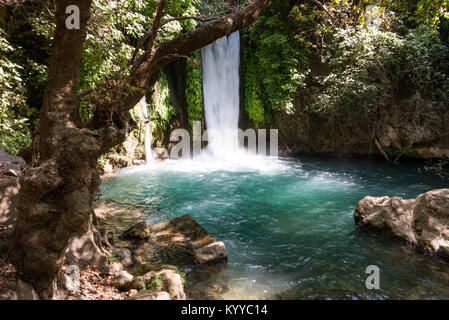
[140,96,153,164]
[201,31,240,157]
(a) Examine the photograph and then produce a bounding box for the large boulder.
[355,189,449,257]
[141,214,228,265]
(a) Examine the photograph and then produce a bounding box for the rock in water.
[354,189,449,257]
[145,214,228,265]
[122,221,150,240]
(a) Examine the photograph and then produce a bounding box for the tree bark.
[10,0,271,299]
[10,0,98,299]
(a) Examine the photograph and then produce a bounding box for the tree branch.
[92,0,272,146]
[147,0,167,53]
[130,0,271,91]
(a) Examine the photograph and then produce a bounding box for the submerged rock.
[195,241,227,265]
[355,189,449,258]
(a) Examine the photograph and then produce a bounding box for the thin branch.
[162,15,221,25]
[128,15,221,67]
[147,0,167,53]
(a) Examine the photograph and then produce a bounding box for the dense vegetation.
[243,1,449,127]
[1,0,449,158]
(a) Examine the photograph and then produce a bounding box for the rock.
[157,269,185,300]
[113,247,133,267]
[194,241,227,265]
[0,153,26,170]
[355,189,449,257]
[122,221,150,240]
[152,147,169,160]
[124,269,185,300]
[2,167,20,177]
[127,290,171,300]
[132,159,146,166]
[0,177,20,229]
[111,270,134,289]
[144,214,228,265]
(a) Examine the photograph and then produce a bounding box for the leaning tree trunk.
[10,0,272,299]
[9,0,99,299]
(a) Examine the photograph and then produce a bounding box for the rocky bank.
[355,189,449,258]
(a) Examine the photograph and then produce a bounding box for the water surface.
[100,156,449,299]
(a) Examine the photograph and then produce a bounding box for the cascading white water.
[140,96,153,164]
[202,31,240,157]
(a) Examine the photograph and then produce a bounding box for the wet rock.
[132,159,146,166]
[123,221,150,240]
[152,147,169,160]
[355,189,449,257]
[127,290,171,300]
[194,241,227,265]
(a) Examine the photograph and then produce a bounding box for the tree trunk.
[10,0,272,299]
[10,0,97,299]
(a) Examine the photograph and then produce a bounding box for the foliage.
[186,50,203,127]
[145,274,162,290]
[243,1,309,125]
[149,73,175,141]
[310,25,449,118]
[311,27,401,115]
[379,0,449,29]
[0,31,33,154]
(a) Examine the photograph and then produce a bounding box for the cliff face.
[273,93,449,161]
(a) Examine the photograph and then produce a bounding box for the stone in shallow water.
[195,241,227,265]
[354,189,449,258]
[144,214,228,265]
[122,221,150,240]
